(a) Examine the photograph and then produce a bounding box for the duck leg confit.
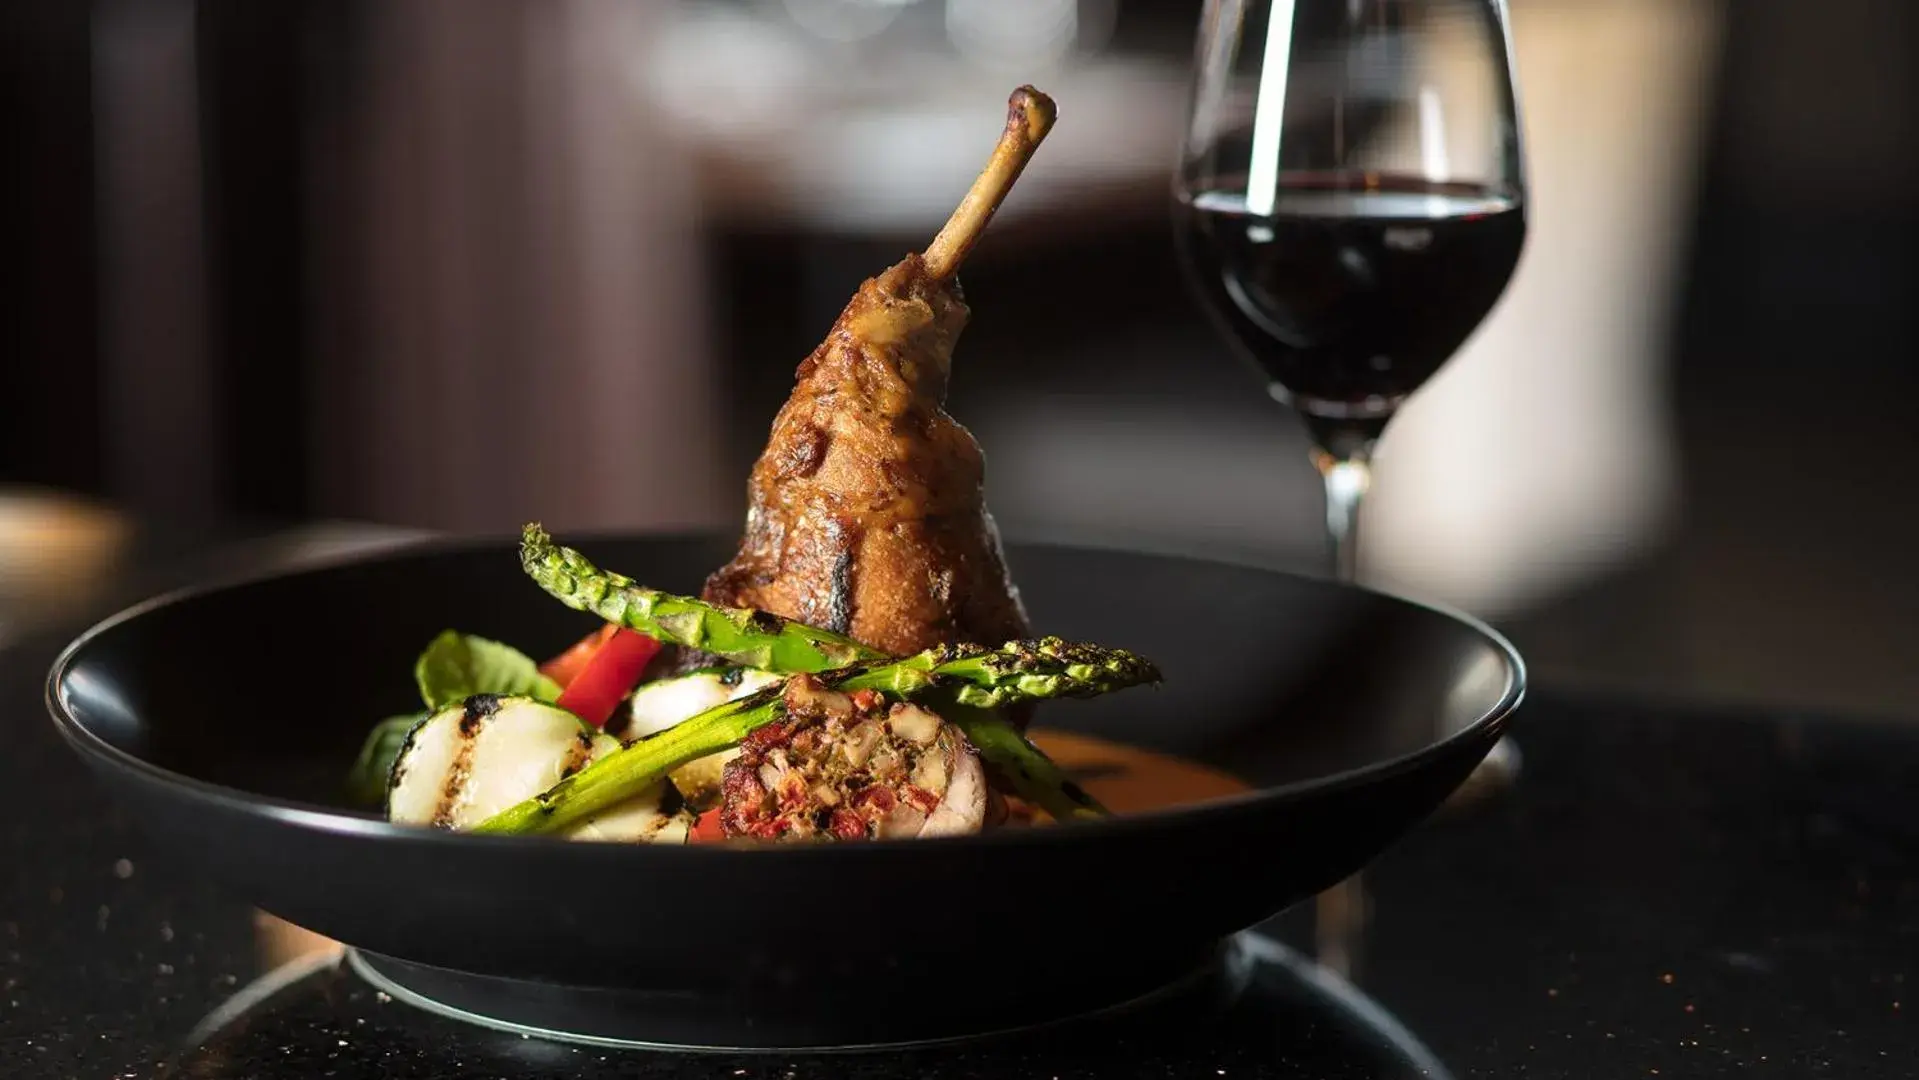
[703,87,1057,661]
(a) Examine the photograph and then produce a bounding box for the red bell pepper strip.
[554,628,661,728]
[540,623,618,688]
[689,808,725,843]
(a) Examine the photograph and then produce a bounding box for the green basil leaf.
[413,630,562,710]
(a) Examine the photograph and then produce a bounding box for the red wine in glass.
[1176,0,1526,576]
[1177,172,1524,456]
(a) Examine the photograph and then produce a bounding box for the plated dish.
[355,86,1165,847]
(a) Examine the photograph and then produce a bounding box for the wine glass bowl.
[1175,0,1527,569]
[1178,179,1523,447]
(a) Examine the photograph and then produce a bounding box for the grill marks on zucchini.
[459,693,503,732]
[433,695,505,827]
[391,697,594,831]
[432,741,475,829]
[388,694,694,844]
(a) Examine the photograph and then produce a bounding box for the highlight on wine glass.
[1174,0,1527,583]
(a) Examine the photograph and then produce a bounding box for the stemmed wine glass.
[1174,0,1527,977]
[1175,0,1526,582]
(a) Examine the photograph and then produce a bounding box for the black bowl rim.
[44,530,1526,859]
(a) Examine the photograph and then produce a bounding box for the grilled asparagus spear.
[938,701,1103,822]
[470,638,1158,837]
[522,523,870,671]
[523,524,1120,819]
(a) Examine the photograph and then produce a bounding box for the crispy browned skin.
[703,87,1056,659]
[702,254,1030,656]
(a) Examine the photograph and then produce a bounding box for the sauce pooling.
[1028,730,1251,815]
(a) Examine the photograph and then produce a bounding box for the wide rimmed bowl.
[47,535,1522,1050]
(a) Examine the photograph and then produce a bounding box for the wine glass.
[1174,0,1526,582]
[1174,0,1527,977]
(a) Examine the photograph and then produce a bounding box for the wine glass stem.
[1313,445,1377,979]
[1313,448,1373,584]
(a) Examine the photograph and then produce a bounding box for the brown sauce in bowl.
[1027,729,1252,815]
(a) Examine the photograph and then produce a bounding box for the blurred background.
[1,0,1913,716]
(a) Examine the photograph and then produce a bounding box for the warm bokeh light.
[1365,0,1723,615]
[0,490,132,645]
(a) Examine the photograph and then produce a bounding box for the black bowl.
[47,535,1522,1050]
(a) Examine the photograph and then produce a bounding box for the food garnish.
[466,637,1158,838]
[347,713,422,807]
[386,695,688,843]
[414,631,561,710]
[521,524,871,673]
[553,628,661,728]
[539,623,618,687]
[349,631,565,805]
